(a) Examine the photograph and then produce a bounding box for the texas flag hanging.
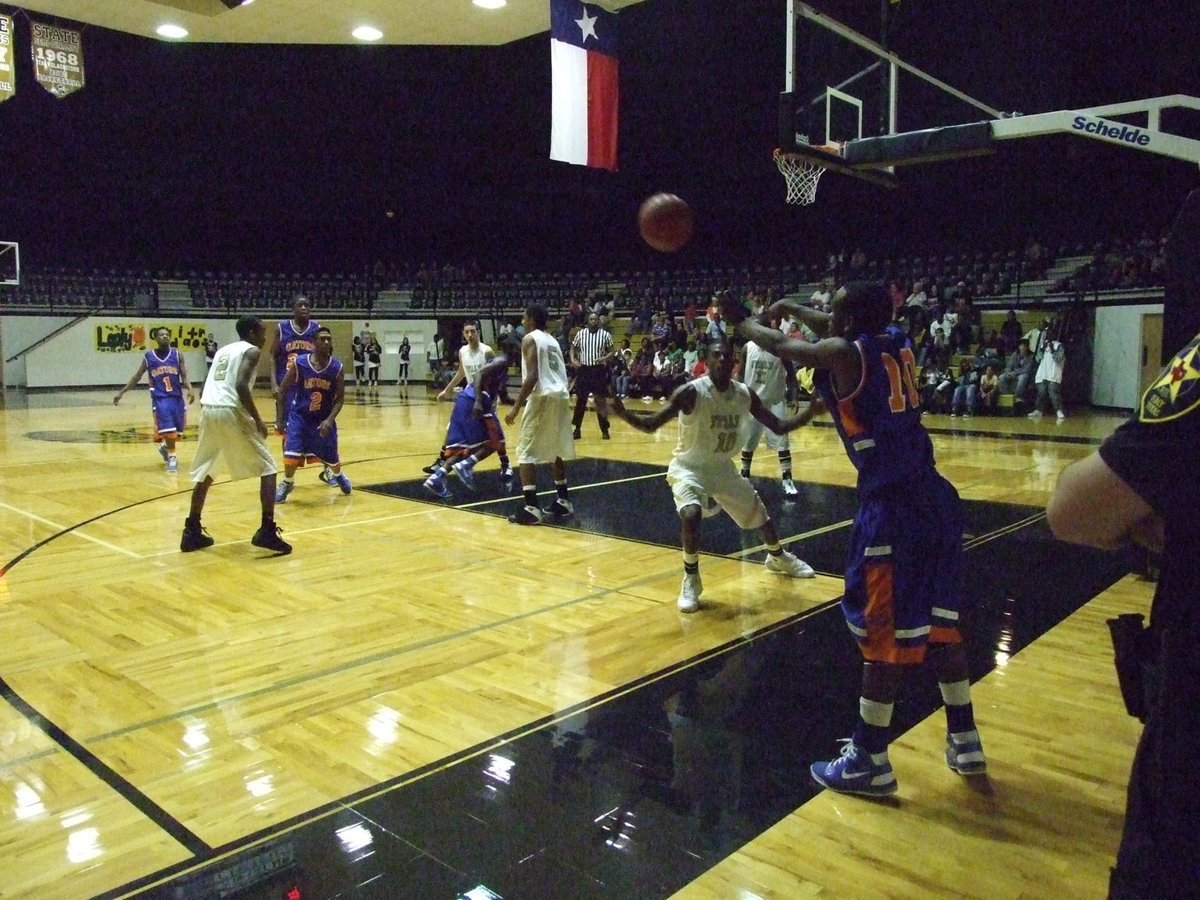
[550,0,618,171]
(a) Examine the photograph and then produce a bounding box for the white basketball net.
[774,151,826,206]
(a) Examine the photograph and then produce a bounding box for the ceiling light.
[473,0,508,8]
[352,25,383,41]
[156,24,188,39]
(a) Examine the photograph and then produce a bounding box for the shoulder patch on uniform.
[1140,333,1200,422]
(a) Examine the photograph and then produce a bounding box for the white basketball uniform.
[515,330,575,464]
[667,376,768,529]
[739,340,791,453]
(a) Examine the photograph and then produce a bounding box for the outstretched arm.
[602,383,696,433]
[749,389,824,435]
[114,359,149,405]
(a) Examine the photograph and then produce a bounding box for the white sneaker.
[678,571,702,613]
[766,550,815,578]
[1056,409,1066,420]
[1026,410,1042,418]
[781,477,799,498]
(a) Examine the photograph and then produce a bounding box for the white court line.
[0,501,142,558]
[730,518,855,560]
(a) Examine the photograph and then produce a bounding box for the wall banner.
[95,323,210,353]
[0,16,14,104]
[31,21,84,99]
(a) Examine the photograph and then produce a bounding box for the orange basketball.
[638,192,694,253]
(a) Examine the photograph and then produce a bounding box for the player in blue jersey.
[268,295,334,485]
[724,283,985,797]
[273,327,351,501]
[423,354,511,499]
[114,326,197,472]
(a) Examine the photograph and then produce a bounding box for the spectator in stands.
[949,358,980,417]
[1000,309,1023,354]
[998,339,1036,407]
[705,309,727,343]
[906,279,928,308]
[611,338,632,399]
[811,278,833,310]
[887,280,906,313]
[566,297,585,330]
[631,298,653,335]
[650,312,671,344]
[630,337,656,400]
[204,335,218,374]
[590,294,614,327]
[921,351,953,414]
[1024,318,1048,358]
[979,364,1000,414]
[929,310,951,355]
[1029,323,1068,421]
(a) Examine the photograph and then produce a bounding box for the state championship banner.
[31,21,84,98]
[0,15,14,104]
[95,323,210,353]
[550,0,618,171]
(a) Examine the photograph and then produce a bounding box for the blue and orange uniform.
[275,319,320,431]
[282,353,344,467]
[146,346,188,442]
[436,383,505,466]
[814,326,965,664]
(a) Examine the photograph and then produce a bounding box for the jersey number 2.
[881,347,920,413]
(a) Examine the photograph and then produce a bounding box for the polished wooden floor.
[0,382,1146,899]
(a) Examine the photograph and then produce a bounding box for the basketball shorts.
[738,399,790,453]
[190,406,278,483]
[282,413,340,467]
[151,394,187,440]
[444,403,505,457]
[667,458,768,530]
[515,393,575,465]
[841,471,965,664]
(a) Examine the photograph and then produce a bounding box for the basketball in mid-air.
[637,192,693,253]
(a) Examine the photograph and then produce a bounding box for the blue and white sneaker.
[333,471,352,495]
[166,456,179,473]
[945,729,987,775]
[319,466,335,485]
[423,473,452,500]
[158,444,170,463]
[274,479,294,503]
[451,459,476,491]
[810,739,897,797]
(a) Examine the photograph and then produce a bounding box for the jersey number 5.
[881,347,920,413]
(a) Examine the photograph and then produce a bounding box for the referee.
[570,311,616,439]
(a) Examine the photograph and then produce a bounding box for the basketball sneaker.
[166,456,179,473]
[251,523,292,555]
[421,462,439,475]
[180,520,214,553]
[423,473,452,499]
[275,480,294,503]
[810,740,897,797]
[333,472,352,495]
[781,477,799,498]
[319,466,333,484]
[508,504,543,525]
[677,572,702,613]
[499,466,514,487]
[547,498,574,517]
[158,444,170,463]
[944,729,987,775]
[765,550,815,578]
[451,459,476,491]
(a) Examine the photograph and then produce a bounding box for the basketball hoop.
[773,148,834,206]
[775,152,824,205]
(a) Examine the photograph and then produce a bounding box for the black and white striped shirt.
[572,326,613,366]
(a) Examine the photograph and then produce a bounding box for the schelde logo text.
[1072,116,1151,145]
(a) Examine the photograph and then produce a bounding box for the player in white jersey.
[739,328,800,497]
[437,322,494,401]
[504,303,576,525]
[603,336,817,612]
[181,316,292,555]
